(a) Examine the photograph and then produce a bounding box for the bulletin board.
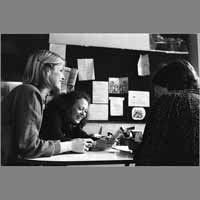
[66,45,189,122]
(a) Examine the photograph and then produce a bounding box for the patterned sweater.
[135,89,199,166]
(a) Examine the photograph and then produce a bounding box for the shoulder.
[15,84,41,94]
[11,84,43,105]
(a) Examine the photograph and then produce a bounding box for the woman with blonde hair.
[1,50,93,165]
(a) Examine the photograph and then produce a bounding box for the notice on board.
[88,104,108,120]
[128,90,150,107]
[77,58,95,81]
[92,81,108,104]
[137,54,150,76]
[109,97,125,116]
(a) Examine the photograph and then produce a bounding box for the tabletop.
[21,146,134,166]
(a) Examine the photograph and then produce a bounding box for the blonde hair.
[23,50,65,89]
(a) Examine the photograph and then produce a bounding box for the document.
[77,58,95,81]
[109,97,125,116]
[128,90,150,107]
[88,104,108,120]
[92,81,108,103]
[49,43,66,59]
[137,54,150,76]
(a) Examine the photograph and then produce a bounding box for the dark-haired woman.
[135,59,200,166]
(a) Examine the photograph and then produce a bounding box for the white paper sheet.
[128,90,150,107]
[109,97,125,116]
[88,104,108,120]
[92,81,108,103]
[49,43,66,59]
[137,54,150,76]
[77,58,95,81]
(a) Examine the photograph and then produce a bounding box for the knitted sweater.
[135,89,199,166]
[1,84,61,165]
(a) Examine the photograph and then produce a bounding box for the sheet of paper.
[92,81,108,103]
[49,43,66,59]
[128,90,150,107]
[88,104,108,120]
[77,58,95,81]
[109,97,125,116]
[137,54,150,76]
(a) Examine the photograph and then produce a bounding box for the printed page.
[128,90,150,107]
[109,97,125,116]
[77,58,95,81]
[92,81,108,103]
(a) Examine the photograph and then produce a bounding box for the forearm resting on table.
[60,141,73,153]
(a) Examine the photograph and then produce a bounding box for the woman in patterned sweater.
[135,59,200,166]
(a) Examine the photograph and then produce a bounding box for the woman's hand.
[91,136,116,151]
[71,138,94,153]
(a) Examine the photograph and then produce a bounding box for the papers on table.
[128,90,150,107]
[77,58,95,81]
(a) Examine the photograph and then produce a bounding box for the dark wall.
[1,34,49,81]
[66,45,189,122]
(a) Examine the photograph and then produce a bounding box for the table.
[20,146,134,166]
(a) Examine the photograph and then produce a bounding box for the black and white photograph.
[1,33,199,166]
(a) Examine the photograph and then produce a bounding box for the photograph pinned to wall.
[108,77,128,94]
[108,77,120,93]
[131,107,146,120]
[119,77,128,93]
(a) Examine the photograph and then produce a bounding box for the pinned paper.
[77,58,95,81]
[137,54,150,76]
[61,67,78,93]
[109,97,125,116]
[93,81,108,103]
[128,90,150,107]
[49,43,66,59]
[88,104,108,120]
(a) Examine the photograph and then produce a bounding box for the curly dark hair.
[152,59,200,91]
[49,91,91,128]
